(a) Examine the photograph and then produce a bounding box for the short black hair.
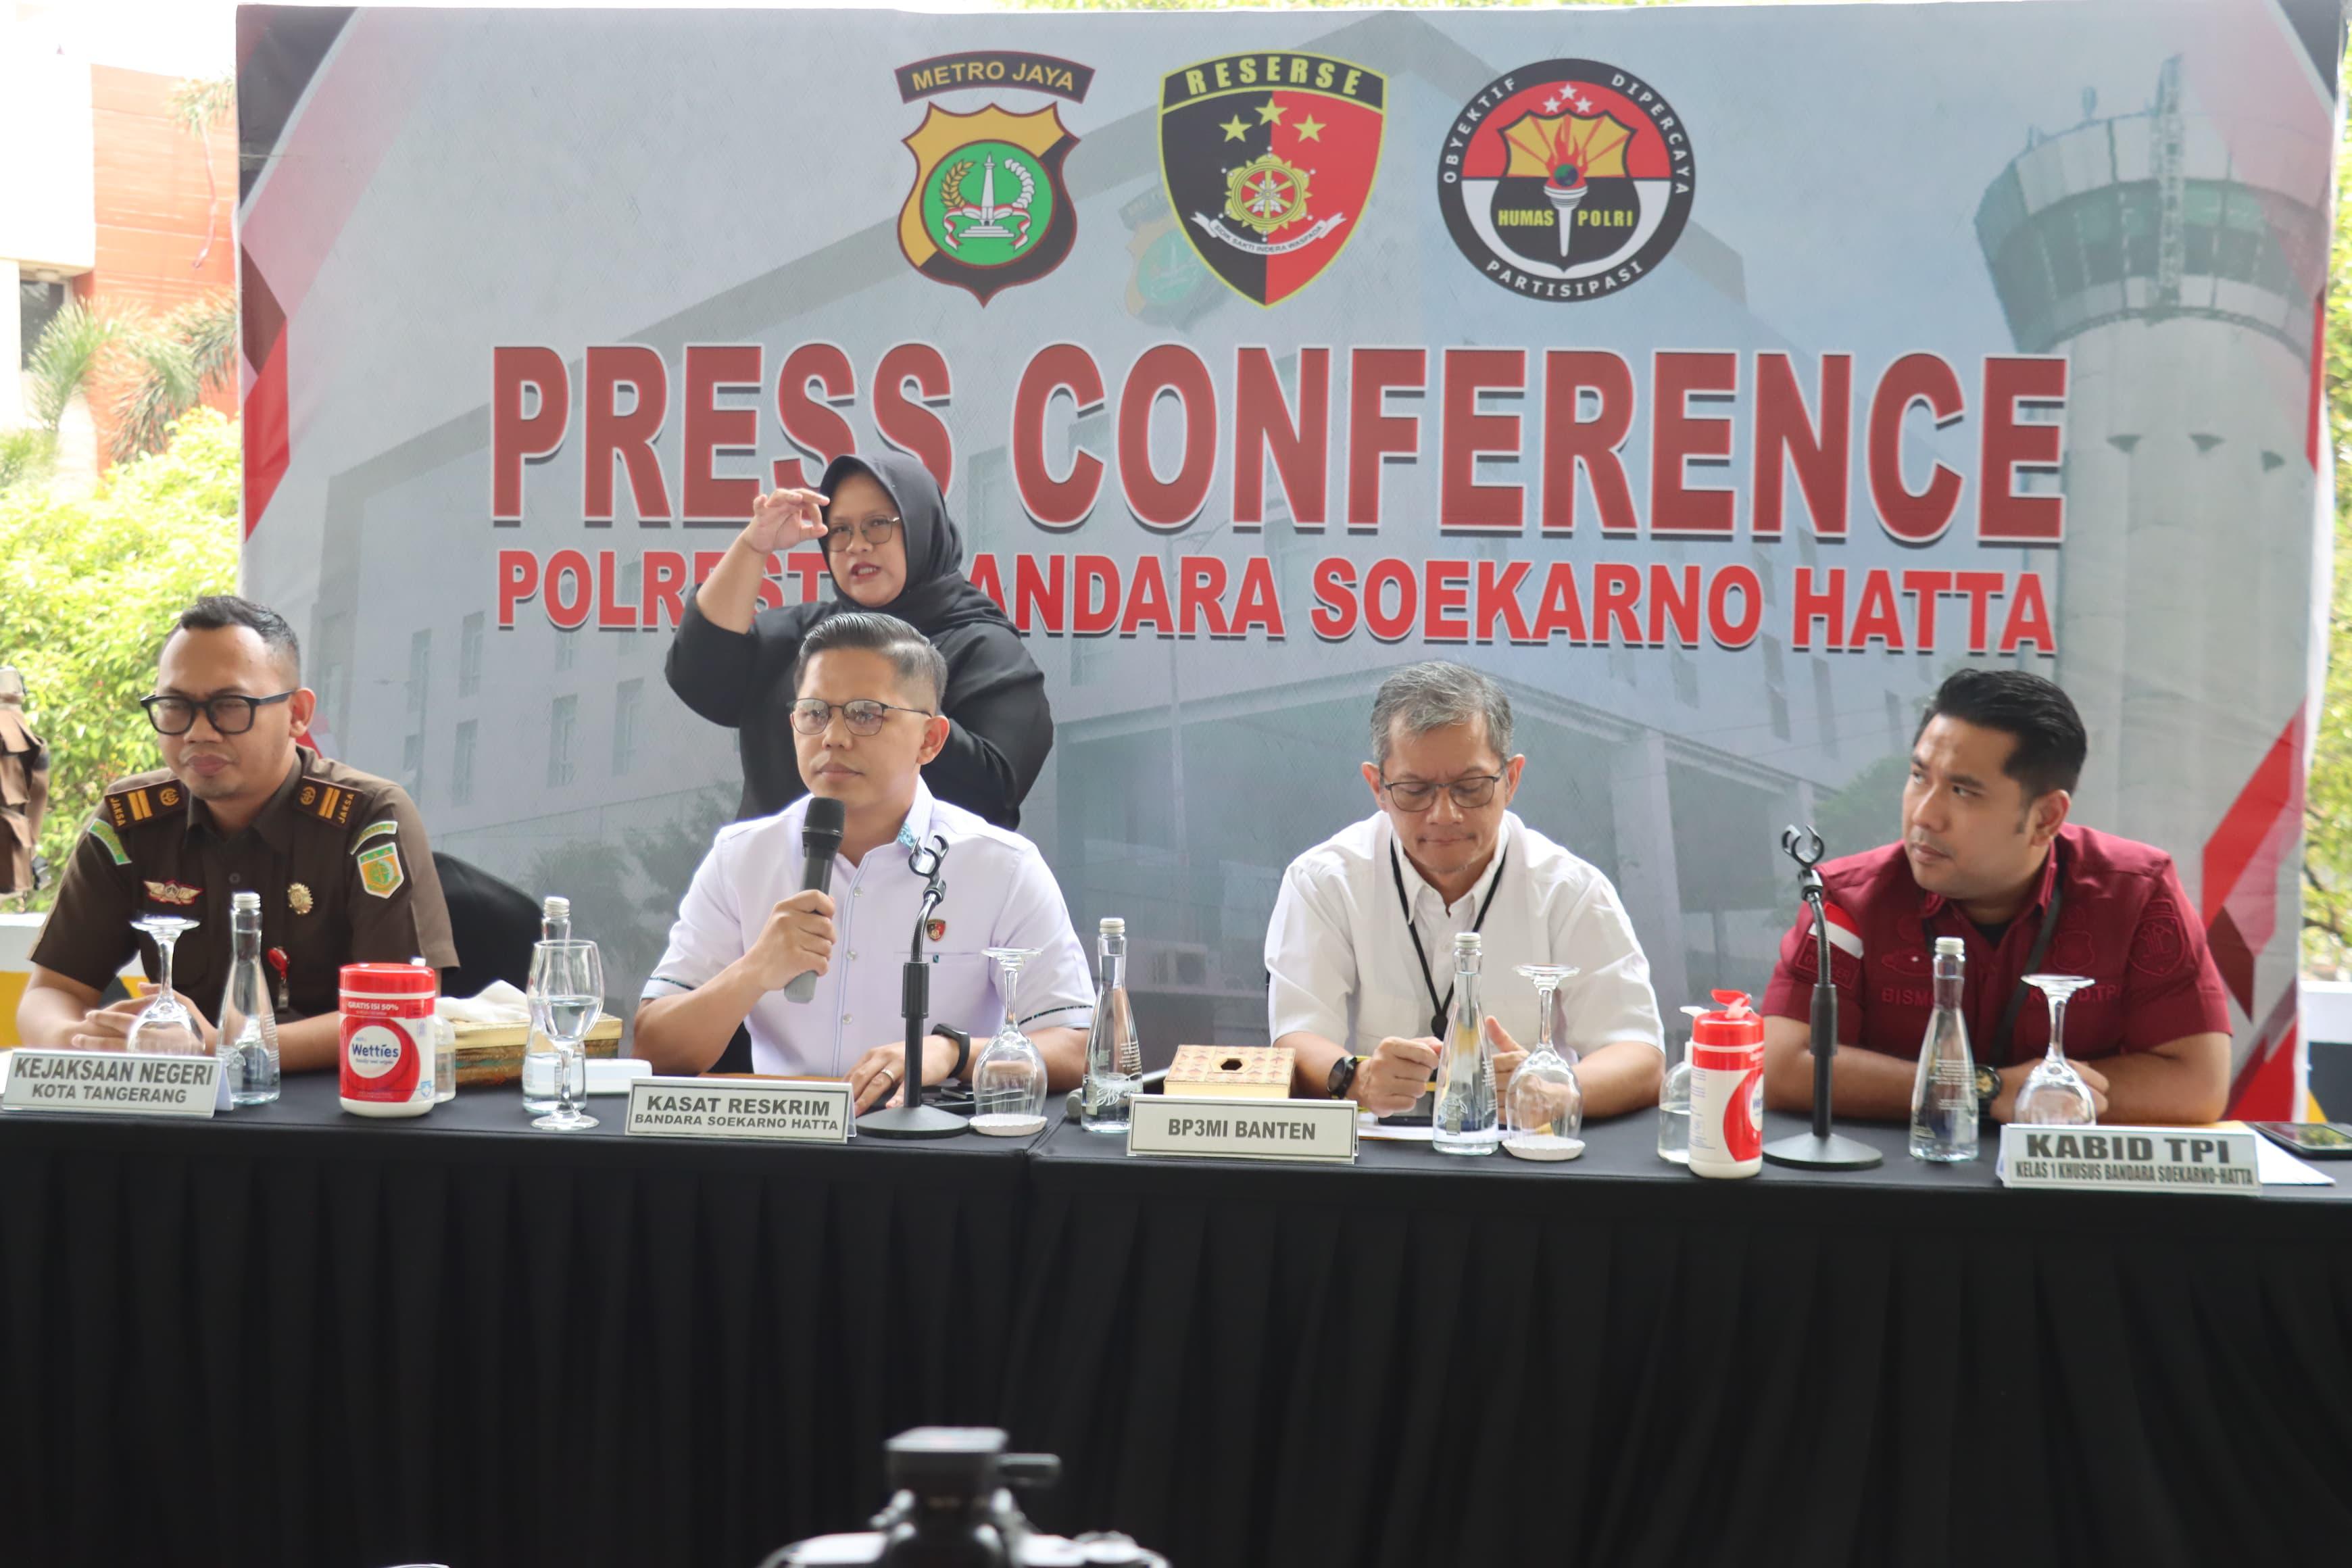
[791,611,947,711]
[1916,668,2086,800]
[172,595,301,682]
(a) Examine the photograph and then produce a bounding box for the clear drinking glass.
[2014,973,2099,1126]
[971,947,1049,1135]
[127,914,203,1054]
[529,939,602,1132]
[1503,964,1584,1160]
[1657,1004,1705,1163]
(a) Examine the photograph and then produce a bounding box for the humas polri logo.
[1438,59,1695,301]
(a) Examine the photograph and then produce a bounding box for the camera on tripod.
[758,1427,1169,1567]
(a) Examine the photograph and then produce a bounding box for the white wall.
[0,30,95,277]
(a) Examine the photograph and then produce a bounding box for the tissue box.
[454,1014,624,1085]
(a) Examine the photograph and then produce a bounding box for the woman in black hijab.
[666,450,1051,828]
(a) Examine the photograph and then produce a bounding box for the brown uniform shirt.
[0,706,46,896]
[30,747,457,1023]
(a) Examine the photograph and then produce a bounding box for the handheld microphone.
[783,795,848,1002]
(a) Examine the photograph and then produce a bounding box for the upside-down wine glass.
[2013,973,2099,1127]
[126,914,203,1054]
[971,947,1049,1136]
[1503,963,1584,1161]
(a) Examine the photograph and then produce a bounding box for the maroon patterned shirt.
[1759,825,2231,1068]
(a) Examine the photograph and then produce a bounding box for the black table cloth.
[1000,1112,2352,1568]
[1,1081,2347,1568]
[0,1075,1039,1568]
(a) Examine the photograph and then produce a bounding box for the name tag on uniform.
[3,1050,220,1119]
[1999,1124,2259,1194]
[624,1077,853,1142]
[1127,1094,1358,1164]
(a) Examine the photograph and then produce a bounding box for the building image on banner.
[229,4,2336,1108]
[1974,53,2330,1112]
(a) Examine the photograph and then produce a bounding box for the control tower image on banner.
[1975,55,2331,1112]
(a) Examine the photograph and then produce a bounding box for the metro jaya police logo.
[894,51,1092,305]
[1438,59,1694,301]
[1160,52,1386,307]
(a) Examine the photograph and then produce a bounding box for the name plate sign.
[1999,1124,2259,1194]
[624,1077,853,1143]
[3,1050,220,1119]
[1127,1094,1358,1164]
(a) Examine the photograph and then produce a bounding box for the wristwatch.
[1327,1054,1360,1100]
[937,1025,972,1084]
[1975,1063,2003,1115]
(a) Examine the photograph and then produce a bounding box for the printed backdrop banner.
[235,1,2345,1114]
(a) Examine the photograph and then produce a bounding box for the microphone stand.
[860,834,970,1140]
[1761,825,1883,1171]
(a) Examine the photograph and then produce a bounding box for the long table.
[1,1080,2347,1567]
[1006,1113,2352,1567]
[0,1075,1041,1568]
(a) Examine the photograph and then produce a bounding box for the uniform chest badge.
[143,880,200,906]
[289,882,314,915]
[927,917,948,943]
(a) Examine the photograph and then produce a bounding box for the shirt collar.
[1387,812,1515,918]
[789,779,940,859]
[1917,829,2065,922]
[182,748,308,850]
[899,780,937,850]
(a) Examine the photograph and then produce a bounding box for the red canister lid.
[1691,988,1763,1047]
[340,962,437,998]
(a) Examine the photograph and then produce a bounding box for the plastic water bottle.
[1432,932,1499,1155]
[1909,936,1979,1162]
[1080,918,1140,1133]
[216,891,280,1106]
[522,895,570,1112]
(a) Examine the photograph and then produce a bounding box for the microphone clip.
[1780,823,1827,902]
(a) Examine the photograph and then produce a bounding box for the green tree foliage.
[22,300,120,432]
[0,410,241,910]
[107,292,239,466]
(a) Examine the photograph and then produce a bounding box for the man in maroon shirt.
[1761,669,2231,1127]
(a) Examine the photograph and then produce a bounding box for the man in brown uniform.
[0,668,47,900]
[16,597,457,1070]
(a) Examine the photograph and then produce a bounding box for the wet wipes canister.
[339,962,438,1117]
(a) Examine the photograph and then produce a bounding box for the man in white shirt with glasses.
[635,612,1091,1109]
[1264,662,1665,1117]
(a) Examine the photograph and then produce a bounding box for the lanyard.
[1925,877,2064,1065]
[1390,839,1509,1040]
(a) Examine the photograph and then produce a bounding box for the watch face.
[1976,1066,2000,1099]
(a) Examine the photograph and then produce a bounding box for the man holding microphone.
[635,607,1091,1108]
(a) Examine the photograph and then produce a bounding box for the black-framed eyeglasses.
[1378,770,1506,812]
[140,691,296,736]
[789,697,933,737]
[823,515,902,552]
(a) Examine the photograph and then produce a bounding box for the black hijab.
[811,450,1015,637]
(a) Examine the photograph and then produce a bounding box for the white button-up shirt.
[645,783,1093,1076]
[1265,810,1663,1060]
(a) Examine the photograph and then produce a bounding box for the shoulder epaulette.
[296,776,360,827]
[103,776,184,830]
